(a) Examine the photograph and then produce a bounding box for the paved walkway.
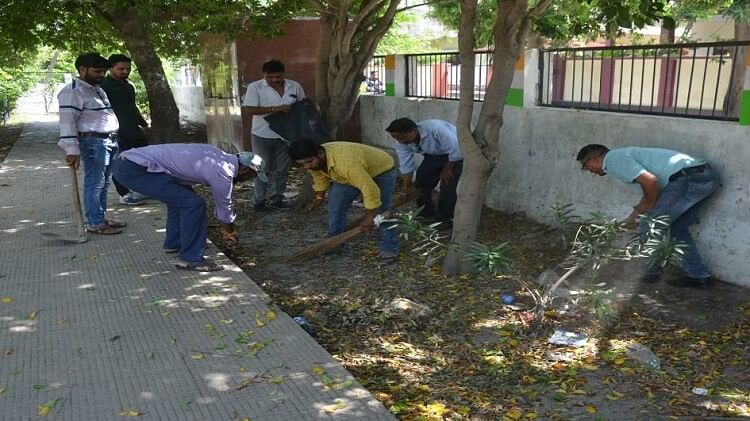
[0,109,393,419]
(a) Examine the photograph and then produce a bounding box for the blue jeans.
[112,158,208,264]
[327,169,398,254]
[251,135,290,205]
[640,167,719,278]
[80,136,119,227]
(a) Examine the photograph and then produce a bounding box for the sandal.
[105,220,128,228]
[85,224,122,235]
[175,259,224,272]
[163,248,179,254]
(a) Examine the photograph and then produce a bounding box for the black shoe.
[640,273,661,284]
[254,203,270,212]
[667,276,712,289]
[270,200,293,210]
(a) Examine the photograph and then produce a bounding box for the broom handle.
[69,166,86,235]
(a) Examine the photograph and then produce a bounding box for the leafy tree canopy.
[0,0,303,65]
[430,0,673,47]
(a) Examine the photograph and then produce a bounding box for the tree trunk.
[316,14,334,130]
[104,12,180,142]
[443,0,530,274]
[43,51,59,113]
[726,20,750,118]
[443,0,480,274]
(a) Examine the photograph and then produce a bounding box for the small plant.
[533,212,686,326]
[547,203,578,247]
[466,242,511,274]
[395,209,511,273]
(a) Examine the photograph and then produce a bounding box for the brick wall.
[236,19,321,148]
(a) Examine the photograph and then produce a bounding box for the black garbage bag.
[264,98,330,145]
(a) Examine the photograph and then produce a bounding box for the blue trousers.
[328,169,398,254]
[80,136,118,227]
[112,158,207,264]
[641,167,719,278]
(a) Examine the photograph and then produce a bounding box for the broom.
[281,189,421,262]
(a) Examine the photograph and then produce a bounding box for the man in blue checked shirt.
[387,118,463,231]
[58,52,125,235]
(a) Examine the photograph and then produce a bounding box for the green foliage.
[395,209,511,274]
[376,11,436,54]
[430,0,671,48]
[394,209,449,257]
[547,203,577,247]
[466,242,512,274]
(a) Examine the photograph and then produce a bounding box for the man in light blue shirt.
[386,118,463,229]
[113,144,267,272]
[577,144,719,288]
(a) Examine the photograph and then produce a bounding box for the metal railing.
[363,56,386,95]
[538,41,750,121]
[404,51,493,100]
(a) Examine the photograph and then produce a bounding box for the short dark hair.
[386,118,417,133]
[75,52,110,70]
[262,60,285,74]
[576,144,610,162]
[288,138,324,160]
[108,54,132,66]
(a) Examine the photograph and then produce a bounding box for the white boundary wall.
[360,95,750,287]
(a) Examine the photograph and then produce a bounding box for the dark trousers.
[113,135,149,196]
[414,155,463,222]
[112,158,207,264]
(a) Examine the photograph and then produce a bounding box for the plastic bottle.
[625,343,661,369]
[501,294,515,305]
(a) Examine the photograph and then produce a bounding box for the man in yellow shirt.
[288,138,398,263]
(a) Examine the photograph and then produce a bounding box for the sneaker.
[119,193,145,205]
[270,200,293,210]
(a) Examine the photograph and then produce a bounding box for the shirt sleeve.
[57,88,82,155]
[342,158,382,210]
[436,124,463,162]
[311,170,331,193]
[295,81,306,101]
[241,83,260,107]
[395,143,416,174]
[208,171,236,224]
[606,155,648,184]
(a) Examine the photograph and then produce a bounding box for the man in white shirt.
[58,52,126,235]
[241,60,305,212]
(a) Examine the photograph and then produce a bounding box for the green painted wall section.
[740,90,750,126]
[385,83,395,97]
[505,88,523,107]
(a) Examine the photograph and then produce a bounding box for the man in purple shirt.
[112,144,267,271]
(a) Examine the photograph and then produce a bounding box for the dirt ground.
[203,166,750,420]
[4,115,745,419]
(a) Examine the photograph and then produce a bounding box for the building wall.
[235,18,321,149]
[359,95,750,287]
[171,86,206,125]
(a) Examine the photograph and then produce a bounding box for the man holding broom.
[288,138,399,264]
